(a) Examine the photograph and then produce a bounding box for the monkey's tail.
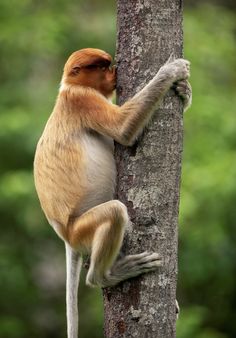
[65,243,83,338]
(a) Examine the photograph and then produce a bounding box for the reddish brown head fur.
[62,48,116,97]
[64,48,112,72]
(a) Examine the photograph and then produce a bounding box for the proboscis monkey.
[34,48,191,338]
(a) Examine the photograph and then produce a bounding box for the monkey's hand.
[172,79,192,112]
[160,58,190,83]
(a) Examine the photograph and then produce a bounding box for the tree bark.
[103,0,183,337]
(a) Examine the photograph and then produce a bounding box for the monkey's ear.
[70,66,81,76]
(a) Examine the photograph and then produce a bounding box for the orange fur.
[62,48,115,96]
[34,49,120,248]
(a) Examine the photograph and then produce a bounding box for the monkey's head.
[62,48,116,98]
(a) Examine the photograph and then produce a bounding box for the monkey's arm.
[117,59,190,145]
[65,58,190,145]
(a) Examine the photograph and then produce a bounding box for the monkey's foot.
[102,252,162,287]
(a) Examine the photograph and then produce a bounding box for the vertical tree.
[103,0,183,337]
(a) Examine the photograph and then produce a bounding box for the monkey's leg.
[67,200,128,287]
[67,200,162,288]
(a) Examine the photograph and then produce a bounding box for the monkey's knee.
[66,200,129,251]
[111,200,129,226]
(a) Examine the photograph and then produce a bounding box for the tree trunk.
[103,0,183,337]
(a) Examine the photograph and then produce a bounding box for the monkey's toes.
[143,252,163,266]
[135,252,163,268]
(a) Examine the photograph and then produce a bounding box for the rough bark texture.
[103,0,183,337]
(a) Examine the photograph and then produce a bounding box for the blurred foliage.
[0,1,115,337]
[187,0,236,11]
[0,1,235,338]
[177,4,236,338]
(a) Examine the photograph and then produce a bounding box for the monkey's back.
[34,112,116,231]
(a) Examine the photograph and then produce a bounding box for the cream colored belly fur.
[78,131,116,214]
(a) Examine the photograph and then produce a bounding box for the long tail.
[65,243,83,338]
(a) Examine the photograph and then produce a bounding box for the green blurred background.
[0,1,235,337]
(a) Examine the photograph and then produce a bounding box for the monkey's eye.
[84,64,108,71]
[85,65,99,70]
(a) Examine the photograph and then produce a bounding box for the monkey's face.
[93,64,116,97]
[63,48,117,98]
[77,63,116,97]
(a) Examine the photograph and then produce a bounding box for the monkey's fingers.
[172,79,191,96]
[172,79,192,109]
